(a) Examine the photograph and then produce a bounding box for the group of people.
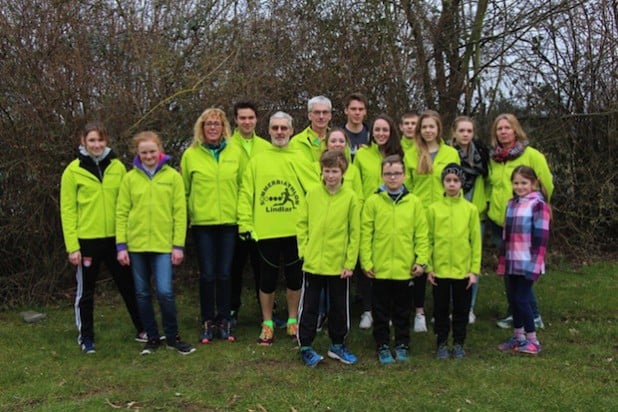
[59,93,553,366]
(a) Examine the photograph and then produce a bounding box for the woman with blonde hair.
[180,108,246,344]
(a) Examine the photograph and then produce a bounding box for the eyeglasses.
[204,121,222,127]
[383,172,404,178]
[311,110,331,116]
[270,125,289,131]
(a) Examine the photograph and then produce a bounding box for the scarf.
[491,141,527,163]
[453,141,488,193]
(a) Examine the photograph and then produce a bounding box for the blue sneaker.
[436,344,450,359]
[394,344,410,362]
[81,337,95,354]
[300,347,324,367]
[513,339,541,355]
[453,344,465,359]
[200,321,216,344]
[377,344,395,365]
[327,344,358,365]
[498,336,524,351]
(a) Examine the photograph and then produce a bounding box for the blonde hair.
[414,110,443,174]
[192,108,232,147]
[132,131,163,153]
[490,113,528,148]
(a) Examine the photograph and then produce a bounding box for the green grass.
[1,262,616,411]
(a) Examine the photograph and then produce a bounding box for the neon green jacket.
[296,184,361,275]
[360,189,429,280]
[290,126,324,163]
[228,129,271,162]
[237,146,320,240]
[180,143,246,225]
[353,144,383,201]
[427,195,482,279]
[60,155,126,253]
[401,137,415,152]
[116,161,187,253]
[404,143,460,208]
[487,146,554,226]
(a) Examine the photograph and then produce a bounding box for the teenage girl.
[404,110,460,332]
[497,166,550,355]
[450,116,489,323]
[116,131,195,355]
[60,121,143,354]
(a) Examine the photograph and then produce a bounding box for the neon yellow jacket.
[404,143,460,208]
[237,146,320,240]
[290,126,324,163]
[228,129,271,162]
[116,161,187,253]
[296,184,361,275]
[487,146,554,226]
[180,143,246,225]
[401,137,415,152]
[427,195,482,279]
[360,189,429,280]
[60,154,126,253]
[353,144,383,201]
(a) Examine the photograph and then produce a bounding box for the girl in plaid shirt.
[497,166,551,355]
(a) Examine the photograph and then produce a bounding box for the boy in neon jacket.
[360,154,429,364]
[427,163,481,359]
[296,150,361,367]
[116,131,195,355]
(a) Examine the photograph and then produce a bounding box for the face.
[202,115,224,145]
[236,108,257,137]
[82,130,108,157]
[454,120,474,147]
[326,131,347,152]
[308,103,332,131]
[400,116,418,140]
[382,162,405,192]
[420,117,438,144]
[496,119,516,147]
[269,118,293,148]
[322,166,343,190]
[443,174,462,197]
[344,100,366,125]
[372,118,390,146]
[512,173,535,197]
[137,140,161,168]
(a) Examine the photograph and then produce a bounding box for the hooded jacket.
[296,184,361,275]
[60,149,125,253]
[360,187,429,280]
[116,155,186,253]
[427,195,482,279]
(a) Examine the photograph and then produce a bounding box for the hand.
[411,264,425,277]
[340,268,353,279]
[466,273,478,289]
[171,249,184,266]
[68,251,81,266]
[117,250,130,266]
[427,272,437,286]
[363,268,375,279]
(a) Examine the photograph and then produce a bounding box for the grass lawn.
[1,262,616,411]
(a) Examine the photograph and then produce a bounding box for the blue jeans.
[488,220,540,318]
[193,225,237,322]
[130,252,178,341]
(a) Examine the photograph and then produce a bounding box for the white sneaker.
[414,314,427,332]
[468,310,476,324]
[359,311,373,329]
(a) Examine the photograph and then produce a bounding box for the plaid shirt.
[497,191,550,281]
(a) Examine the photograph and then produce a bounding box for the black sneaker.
[140,338,160,355]
[219,319,236,342]
[167,336,196,355]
